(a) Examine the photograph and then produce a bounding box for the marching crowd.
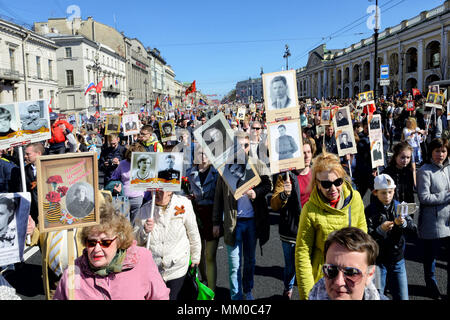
[0,91,449,301]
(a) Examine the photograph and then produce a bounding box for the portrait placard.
[368,114,384,168]
[105,115,121,135]
[406,100,415,112]
[159,120,177,143]
[262,70,299,123]
[122,113,140,136]
[425,92,443,109]
[267,119,305,175]
[358,90,374,103]
[218,156,261,201]
[130,152,182,192]
[193,112,235,168]
[333,106,357,157]
[0,100,51,150]
[236,107,246,121]
[320,108,331,126]
[37,153,100,233]
[0,193,31,267]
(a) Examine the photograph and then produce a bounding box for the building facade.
[235,77,263,103]
[125,38,152,113]
[0,18,58,106]
[296,1,450,99]
[48,34,126,114]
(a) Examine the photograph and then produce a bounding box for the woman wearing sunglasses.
[295,152,367,300]
[53,204,170,300]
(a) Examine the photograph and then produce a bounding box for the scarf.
[308,277,386,300]
[89,249,127,277]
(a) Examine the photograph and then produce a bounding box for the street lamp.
[370,0,380,103]
[91,53,102,112]
[144,78,148,113]
[283,44,291,70]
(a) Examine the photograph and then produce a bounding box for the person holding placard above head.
[416,138,450,300]
[365,174,417,300]
[271,138,315,299]
[54,203,170,300]
[270,76,291,109]
[212,132,271,300]
[275,124,298,160]
[133,189,201,300]
[295,152,367,300]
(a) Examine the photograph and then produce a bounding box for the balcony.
[0,68,22,83]
[103,85,121,96]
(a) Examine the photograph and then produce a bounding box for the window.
[65,47,72,58]
[66,70,74,86]
[39,89,44,99]
[9,48,15,71]
[36,56,41,79]
[48,60,53,80]
[27,88,32,100]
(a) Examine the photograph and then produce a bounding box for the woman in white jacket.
[133,190,201,300]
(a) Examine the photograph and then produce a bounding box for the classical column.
[370,52,374,91]
[349,61,353,98]
[441,25,448,80]
[341,65,344,98]
[323,69,328,98]
[398,43,403,91]
[333,68,337,97]
[417,39,424,91]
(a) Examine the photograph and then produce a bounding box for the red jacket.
[48,120,73,145]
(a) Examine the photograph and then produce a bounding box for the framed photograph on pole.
[36,152,100,233]
[333,106,357,157]
[262,70,299,123]
[122,113,140,136]
[267,119,305,175]
[105,115,121,135]
[159,120,177,143]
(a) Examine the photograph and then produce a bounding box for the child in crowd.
[365,174,417,300]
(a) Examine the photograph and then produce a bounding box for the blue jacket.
[186,165,219,206]
[0,158,21,193]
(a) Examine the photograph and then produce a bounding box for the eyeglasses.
[317,178,344,189]
[252,127,261,130]
[86,237,117,248]
[139,131,150,136]
[322,264,364,283]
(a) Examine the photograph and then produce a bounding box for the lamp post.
[91,53,102,112]
[144,78,148,113]
[283,44,291,70]
[372,0,379,103]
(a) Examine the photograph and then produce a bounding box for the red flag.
[124,101,128,108]
[94,111,100,119]
[185,80,196,96]
[48,98,53,113]
[96,77,104,94]
[412,88,421,96]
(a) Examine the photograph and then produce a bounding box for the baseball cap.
[373,174,396,190]
[49,112,58,121]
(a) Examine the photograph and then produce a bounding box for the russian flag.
[199,99,207,106]
[84,82,96,95]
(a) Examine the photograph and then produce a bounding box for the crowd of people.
[0,90,448,301]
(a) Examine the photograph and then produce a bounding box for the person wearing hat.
[21,103,48,131]
[364,173,417,300]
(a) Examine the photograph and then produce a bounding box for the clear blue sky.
[0,0,444,99]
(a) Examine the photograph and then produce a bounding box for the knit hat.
[373,174,396,190]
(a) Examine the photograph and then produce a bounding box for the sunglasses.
[86,236,117,248]
[322,264,364,283]
[252,127,261,130]
[317,178,344,189]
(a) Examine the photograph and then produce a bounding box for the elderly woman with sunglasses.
[53,204,169,300]
[295,152,367,300]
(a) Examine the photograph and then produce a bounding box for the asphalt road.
[2,187,447,301]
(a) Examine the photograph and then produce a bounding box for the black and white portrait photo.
[221,162,256,194]
[274,124,299,160]
[339,131,353,149]
[19,100,49,132]
[159,120,176,142]
[370,117,381,130]
[0,104,18,139]
[372,140,383,162]
[157,153,182,182]
[429,85,439,93]
[263,70,298,122]
[0,193,31,266]
[269,76,291,110]
[122,114,140,136]
[107,116,120,132]
[0,196,19,250]
[132,153,157,181]
[321,109,330,121]
[125,121,138,131]
[435,94,444,106]
[65,182,95,219]
[336,109,349,127]
[427,92,436,104]
[195,113,234,167]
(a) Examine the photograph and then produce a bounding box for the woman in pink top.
[53,204,169,300]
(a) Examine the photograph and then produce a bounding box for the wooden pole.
[146,190,156,250]
[67,228,75,300]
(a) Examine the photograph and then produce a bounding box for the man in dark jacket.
[99,133,126,186]
[212,132,271,301]
[24,142,45,223]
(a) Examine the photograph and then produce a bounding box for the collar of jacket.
[142,136,157,147]
[309,181,353,213]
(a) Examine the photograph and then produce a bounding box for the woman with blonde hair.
[294,152,367,300]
